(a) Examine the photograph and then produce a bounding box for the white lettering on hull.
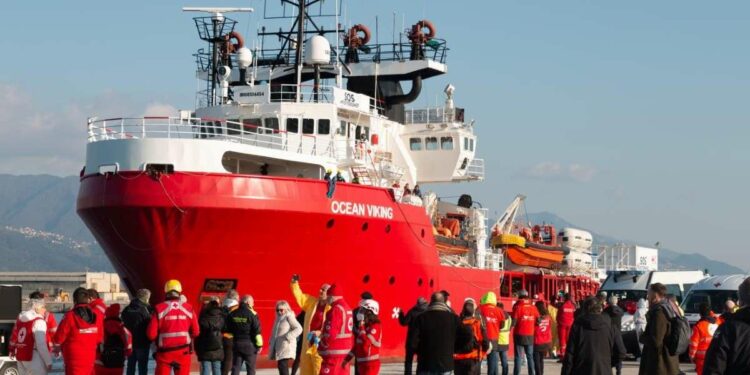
[330,201,394,220]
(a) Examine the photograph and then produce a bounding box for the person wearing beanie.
[318,284,353,375]
[512,290,539,375]
[121,288,154,375]
[222,290,240,375]
[95,304,133,375]
[454,298,489,375]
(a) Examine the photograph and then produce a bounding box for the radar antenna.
[183,7,254,106]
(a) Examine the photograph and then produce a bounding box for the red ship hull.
[77,172,598,360]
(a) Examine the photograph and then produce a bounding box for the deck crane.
[491,194,526,235]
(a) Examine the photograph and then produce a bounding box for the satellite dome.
[304,35,331,65]
[237,47,253,68]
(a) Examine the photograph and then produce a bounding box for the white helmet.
[359,299,379,315]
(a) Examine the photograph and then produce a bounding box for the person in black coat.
[561,297,623,375]
[226,295,263,375]
[399,296,428,375]
[703,276,750,375]
[604,296,625,375]
[197,298,226,375]
[408,291,461,375]
[120,289,154,375]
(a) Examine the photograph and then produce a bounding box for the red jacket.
[557,300,575,327]
[534,315,552,346]
[479,304,504,341]
[351,322,381,362]
[54,304,102,375]
[689,317,719,360]
[513,300,539,337]
[147,298,199,350]
[96,304,133,368]
[319,297,353,358]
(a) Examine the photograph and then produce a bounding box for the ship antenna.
[183,7,254,106]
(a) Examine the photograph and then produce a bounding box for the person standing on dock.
[688,303,718,375]
[408,291,461,375]
[196,296,226,375]
[478,292,504,375]
[268,300,303,375]
[561,297,621,375]
[556,293,575,361]
[147,279,200,375]
[512,290,538,375]
[121,289,154,375]
[54,287,102,375]
[398,296,428,375]
[604,296,625,375]
[638,283,680,375]
[222,290,241,375]
[11,297,53,375]
[496,303,512,375]
[95,304,132,375]
[318,284,353,375]
[289,275,330,375]
[28,291,57,352]
[702,276,750,375]
[226,295,263,375]
[345,299,382,375]
[454,298,488,375]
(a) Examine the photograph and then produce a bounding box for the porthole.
[363,275,370,283]
[326,219,335,228]
[385,224,391,233]
[429,279,434,287]
[421,229,425,238]
[362,222,369,231]
[418,278,423,286]
[389,276,396,285]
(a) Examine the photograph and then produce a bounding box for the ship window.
[501,277,510,297]
[286,118,299,133]
[303,118,315,134]
[337,121,347,135]
[355,125,370,141]
[242,118,262,134]
[441,136,454,150]
[318,119,331,135]
[264,118,279,134]
[470,138,475,151]
[425,137,438,150]
[464,137,469,150]
[511,278,523,296]
[410,138,422,151]
[227,119,241,136]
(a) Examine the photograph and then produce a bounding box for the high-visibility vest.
[498,315,512,346]
[12,316,43,361]
[154,300,195,350]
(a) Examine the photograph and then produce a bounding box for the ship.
[76,1,600,360]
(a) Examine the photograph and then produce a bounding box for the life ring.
[408,19,436,44]
[344,24,371,48]
[224,31,244,54]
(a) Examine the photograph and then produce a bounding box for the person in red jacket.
[533,301,552,375]
[345,299,381,375]
[479,292,504,375]
[147,279,200,375]
[556,293,575,359]
[54,287,102,375]
[512,290,539,375]
[318,284,353,375]
[96,304,133,375]
[688,303,718,375]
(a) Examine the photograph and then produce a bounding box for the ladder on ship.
[350,166,377,186]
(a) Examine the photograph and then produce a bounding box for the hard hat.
[164,279,182,294]
[359,299,379,315]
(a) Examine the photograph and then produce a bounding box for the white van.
[681,274,749,325]
[600,270,705,355]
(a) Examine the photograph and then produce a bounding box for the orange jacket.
[454,317,486,361]
[689,317,718,360]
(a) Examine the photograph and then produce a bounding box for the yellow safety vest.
[498,316,512,346]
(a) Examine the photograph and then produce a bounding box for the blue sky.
[0,1,748,269]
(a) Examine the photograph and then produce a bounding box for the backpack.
[455,318,479,354]
[100,331,126,368]
[661,303,691,356]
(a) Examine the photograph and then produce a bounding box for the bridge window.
[286,118,299,133]
[337,121,347,135]
[425,137,438,150]
[355,125,369,141]
[318,119,331,135]
[440,136,454,150]
[470,138,475,151]
[464,137,469,150]
[264,118,279,134]
[303,119,315,134]
[410,138,422,151]
[227,119,241,135]
[243,118,262,134]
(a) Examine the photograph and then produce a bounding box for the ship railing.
[404,107,465,124]
[87,117,328,157]
[338,40,448,64]
[466,158,485,179]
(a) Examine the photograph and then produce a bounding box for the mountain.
[0,174,742,275]
[525,211,744,275]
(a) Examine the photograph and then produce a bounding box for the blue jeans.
[499,350,509,375]
[126,347,150,375]
[486,350,499,375]
[513,343,535,375]
[201,360,222,375]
